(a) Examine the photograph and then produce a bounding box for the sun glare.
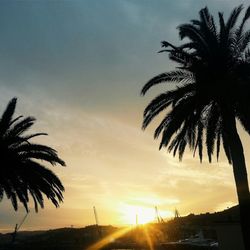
[120,204,155,225]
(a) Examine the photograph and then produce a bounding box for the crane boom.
[12,211,29,243]
[93,206,102,237]
[155,206,160,223]
[17,212,29,231]
[155,206,165,223]
[93,206,99,226]
[174,208,180,219]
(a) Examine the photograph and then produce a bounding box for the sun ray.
[143,225,154,250]
[86,226,132,250]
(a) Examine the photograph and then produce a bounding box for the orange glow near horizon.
[143,226,154,250]
[86,225,155,250]
[120,205,155,225]
[118,204,173,225]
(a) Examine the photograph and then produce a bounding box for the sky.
[0,0,250,232]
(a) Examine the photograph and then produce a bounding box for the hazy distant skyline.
[0,0,249,231]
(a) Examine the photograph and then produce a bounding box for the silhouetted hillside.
[160,205,239,242]
[0,206,238,249]
[0,225,118,250]
[171,205,240,227]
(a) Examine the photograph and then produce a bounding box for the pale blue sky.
[0,0,244,109]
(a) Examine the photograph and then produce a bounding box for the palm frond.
[199,7,218,48]
[226,5,243,31]
[0,98,17,136]
[178,24,208,52]
[219,12,226,44]
[236,102,250,135]
[222,131,232,164]
[233,6,250,53]
[206,103,220,162]
[7,116,35,137]
[23,133,48,140]
[143,84,195,129]
[155,95,196,148]
[141,70,191,95]
[238,30,250,53]
[240,5,250,32]
[216,128,221,161]
[0,98,66,212]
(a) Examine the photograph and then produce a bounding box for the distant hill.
[152,205,240,242]
[0,206,239,250]
[171,205,240,226]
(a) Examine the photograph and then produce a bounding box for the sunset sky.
[0,0,249,232]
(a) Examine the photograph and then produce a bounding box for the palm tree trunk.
[224,112,250,250]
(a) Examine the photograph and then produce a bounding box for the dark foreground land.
[0,226,218,250]
[0,206,239,250]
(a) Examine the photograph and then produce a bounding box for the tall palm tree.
[141,5,250,249]
[0,98,65,212]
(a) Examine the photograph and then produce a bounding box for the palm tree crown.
[0,98,65,212]
[142,5,250,163]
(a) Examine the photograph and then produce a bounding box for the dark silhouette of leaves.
[0,98,65,212]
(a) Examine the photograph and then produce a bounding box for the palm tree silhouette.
[0,98,65,212]
[141,5,250,249]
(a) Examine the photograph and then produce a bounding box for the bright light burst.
[118,202,175,225]
[120,204,155,225]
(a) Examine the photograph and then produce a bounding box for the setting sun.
[120,205,155,225]
[121,204,166,225]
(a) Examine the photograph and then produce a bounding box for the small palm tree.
[141,5,250,249]
[0,98,65,212]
